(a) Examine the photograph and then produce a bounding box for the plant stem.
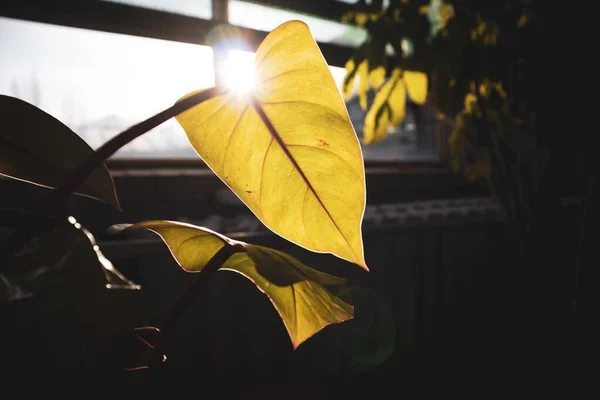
[0,86,226,268]
[149,242,245,368]
[45,86,226,212]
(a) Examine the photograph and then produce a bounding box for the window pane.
[228,0,367,48]
[0,17,214,158]
[102,0,212,19]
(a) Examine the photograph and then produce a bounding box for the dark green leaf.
[0,95,120,209]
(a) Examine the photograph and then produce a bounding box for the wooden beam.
[0,0,354,67]
[238,0,349,22]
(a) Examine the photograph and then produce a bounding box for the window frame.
[0,0,450,171]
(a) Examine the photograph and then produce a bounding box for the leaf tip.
[106,223,133,234]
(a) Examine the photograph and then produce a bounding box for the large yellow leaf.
[127,220,354,349]
[176,21,367,270]
[0,95,119,209]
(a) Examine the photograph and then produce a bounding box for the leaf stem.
[45,86,226,212]
[149,242,245,368]
[0,86,226,269]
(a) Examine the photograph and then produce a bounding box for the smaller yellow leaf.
[494,82,506,98]
[342,58,357,100]
[404,71,428,105]
[364,102,389,145]
[355,13,369,26]
[439,3,456,29]
[518,14,529,28]
[479,82,489,98]
[388,77,407,127]
[358,60,370,110]
[369,66,386,90]
[464,93,478,115]
[364,68,402,144]
[125,221,354,349]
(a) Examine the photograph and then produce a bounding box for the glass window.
[0,17,214,158]
[102,0,213,20]
[228,0,367,48]
[1,13,437,162]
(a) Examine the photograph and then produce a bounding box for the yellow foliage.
[471,14,500,44]
[355,12,369,26]
[342,57,356,100]
[518,14,529,28]
[369,66,386,90]
[404,71,428,104]
[363,68,427,145]
[364,68,402,144]
[358,59,370,110]
[464,93,479,115]
[176,21,367,269]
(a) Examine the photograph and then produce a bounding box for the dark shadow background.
[1,0,598,395]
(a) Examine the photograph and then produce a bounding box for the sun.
[224,49,258,94]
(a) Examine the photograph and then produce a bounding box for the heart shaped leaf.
[0,95,120,209]
[175,21,368,270]
[126,220,354,349]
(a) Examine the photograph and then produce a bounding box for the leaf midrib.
[250,97,357,261]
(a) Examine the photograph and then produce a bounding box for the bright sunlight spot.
[224,50,257,94]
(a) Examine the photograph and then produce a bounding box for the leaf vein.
[221,105,248,171]
[251,98,358,261]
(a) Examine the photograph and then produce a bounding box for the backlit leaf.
[404,71,428,105]
[342,58,357,100]
[363,68,427,145]
[127,220,354,349]
[369,66,386,90]
[364,68,404,144]
[0,95,120,209]
[176,21,367,270]
[357,60,370,110]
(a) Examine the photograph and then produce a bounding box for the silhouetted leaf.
[0,95,119,209]
[126,220,354,349]
[176,21,367,270]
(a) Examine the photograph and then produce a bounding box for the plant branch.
[44,86,226,212]
[149,242,246,368]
